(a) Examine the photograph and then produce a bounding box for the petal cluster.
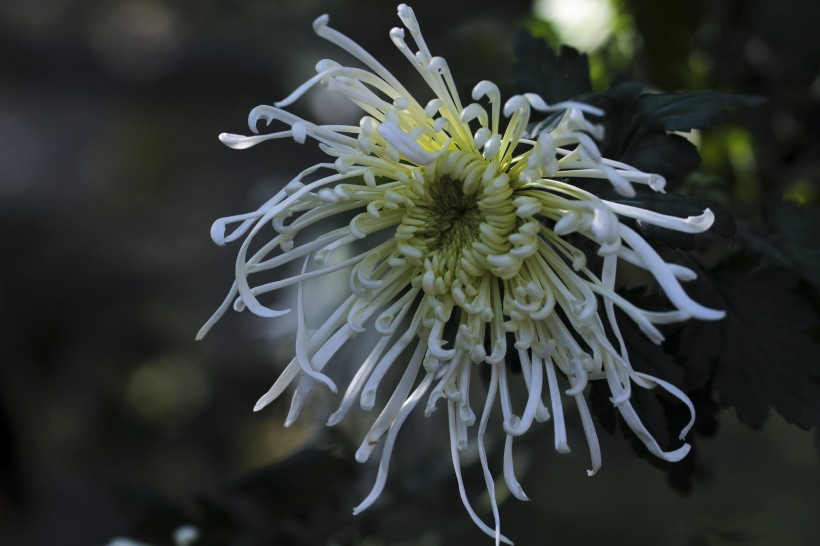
[199,5,724,544]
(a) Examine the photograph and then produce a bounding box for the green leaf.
[513,31,591,103]
[582,83,765,185]
[677,253,820,430]
[618,132,702,187]
[746,202,820,293]
[634,91,766,133]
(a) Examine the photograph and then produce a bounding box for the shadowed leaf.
[583,83,765,186]
[744,202,820,293]
[677,254,820,430]
[513,31,591,103]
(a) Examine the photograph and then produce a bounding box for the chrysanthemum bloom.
[199,5,723,543]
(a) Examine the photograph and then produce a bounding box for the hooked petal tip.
[312,14,329,32]
[219,132,255,149]
[686,207,715,232]
[209,219,227,246]
[502,95,529,117]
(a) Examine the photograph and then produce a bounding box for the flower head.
[199,5,723,543]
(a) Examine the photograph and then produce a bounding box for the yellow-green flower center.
[395,150,523,296]
[414,174,483,253]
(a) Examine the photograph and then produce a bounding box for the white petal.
[604,201,715,233]
[377,121,436,164]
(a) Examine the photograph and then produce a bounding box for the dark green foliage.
[513,30,592,103]
[515,32,820,485]
[581,82,702,185]
[677,253,820,430]
[514,32,765,186]
[620,89,767,133]
[746,202,820,292]
[584,84,766,185]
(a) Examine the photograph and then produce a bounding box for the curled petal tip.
[312,14,329,32]
[647,174,666,192]
[665,443,691,462]
[209,220,227,246]
[427,56,447,74]
[687,207,715,232]
[502,95,528,117]
[219,132,264,150]
[397,4,419,30]
[248,105,276,132]
[218,132,242,146]
[522,93,546,110]
[389,26,405,41]
[472,80,500,102]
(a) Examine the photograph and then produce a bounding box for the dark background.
[1,0,819,545]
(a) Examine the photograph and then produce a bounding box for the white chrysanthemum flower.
[199,5,723,543]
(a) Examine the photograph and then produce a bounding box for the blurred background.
[1,0,819,545]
